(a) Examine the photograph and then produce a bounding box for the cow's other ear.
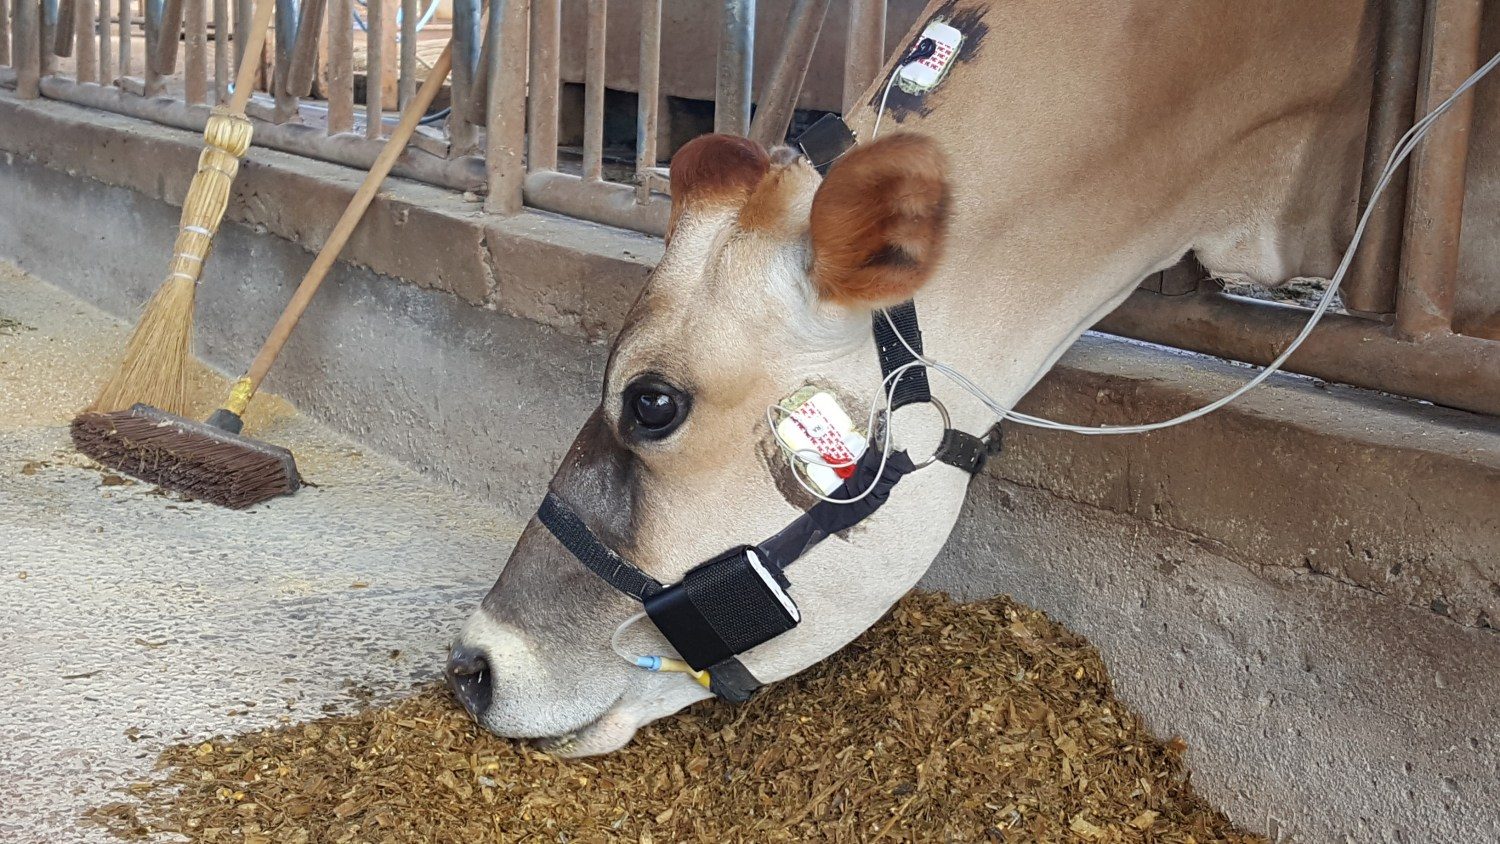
[667,134,771,243]
[809,134,951,307]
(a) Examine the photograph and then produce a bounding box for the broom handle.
[225,41,456,414]
[228,0,277,115]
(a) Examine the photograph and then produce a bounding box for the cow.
[446,0,1379,754]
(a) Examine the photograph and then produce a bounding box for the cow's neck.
[836,0,1374,437]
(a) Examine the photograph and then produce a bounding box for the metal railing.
[2,0,1497,416]
[1,0,887,231]
[1098,0,1500,417]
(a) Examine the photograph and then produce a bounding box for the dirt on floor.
[88,593,1264,844]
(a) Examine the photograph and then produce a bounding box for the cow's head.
[448,133,966,754]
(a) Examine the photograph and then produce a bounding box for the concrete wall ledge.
[0,92,660,341]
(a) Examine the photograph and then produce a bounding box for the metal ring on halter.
[909,397,951,470]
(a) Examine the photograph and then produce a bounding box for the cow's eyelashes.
[622,377,691,440]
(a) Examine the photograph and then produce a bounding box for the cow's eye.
[623,377,690,439]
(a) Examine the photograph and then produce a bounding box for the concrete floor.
[0,264,523,842]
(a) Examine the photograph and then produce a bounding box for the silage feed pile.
[90,593,1263,843]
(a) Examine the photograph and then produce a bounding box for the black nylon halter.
[537,298,995,702]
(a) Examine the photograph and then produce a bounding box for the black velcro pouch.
[644,546,800,671]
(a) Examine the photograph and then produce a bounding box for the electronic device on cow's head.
[643,546,800,672]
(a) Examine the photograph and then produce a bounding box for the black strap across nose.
[536,298,997,702]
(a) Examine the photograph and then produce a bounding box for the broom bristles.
[90,275,197,416]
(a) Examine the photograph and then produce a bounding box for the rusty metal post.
[74,0,97,81]
[0,0,10,66]
[396,0,413,108]
[284,0,324,96]
[183,0,207,102]
[40,0,58,75]
[1396,0,1483,340]
[233,0,249,71]
[376,0,395,104]
[714,0,753,135]
[52,0,72,56]
[364,0,385,136]
[748,0,829,147]
[153,0,182,73]
[272,0,298,119]
[118,0,130,77]
[144,0,170,92]
[1346,0,1424,316]
[14,0,40,96]
[526,0,560,173]
[326,0,352,131]
[446,0,479,153]
[98,0,112,83]
[843,0,884,112]
[582,0,605,180]
[634,0,661,200]
[484,0,529,214]
[211,0,227,97]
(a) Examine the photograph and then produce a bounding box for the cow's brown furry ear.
[809,134,951,307]
[667,134,771,242]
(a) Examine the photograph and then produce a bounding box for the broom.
[72,42,458,510]
[88,0,276,417]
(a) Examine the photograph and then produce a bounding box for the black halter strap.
[534,300,998,702]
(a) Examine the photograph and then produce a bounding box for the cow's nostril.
[444,644,493,718]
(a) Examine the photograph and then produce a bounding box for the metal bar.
[581,0,604,180]
[363,0,383,136]
[52,0,72,57]
[117,0,129,77]
[466,0,490,125]
[34,73,490,188]
[74,0,97,81]
[634,0,661,200]
[326,0,351,131]
[525,0,559,172]
[183,0,206,102]
[713,0,752,135]
[1396,0,1483,340]
[376,0,394,103]
[525,170,671,236]
[143,0,164,92]
[396,0,412,109]
[212,0,227,97]
[283,0,323,96]
[842,0,884,112]
[272,0,297,120]
[234,0,248,73]
[748,0,828,147]
[1096,288,1500,418]
[14,0,40,97]
[0,0,10,67]
[484,0,529,215]
[153,0,181,73]
[99,0,112,83]
[446,0,477,152]
[39,0,57,75]
[1346,0,1424,316]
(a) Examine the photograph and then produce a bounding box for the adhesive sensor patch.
[897,21,963,94]
[775,391,868,495]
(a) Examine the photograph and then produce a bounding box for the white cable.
[868,47,1500,437]
[609,611,651,664]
